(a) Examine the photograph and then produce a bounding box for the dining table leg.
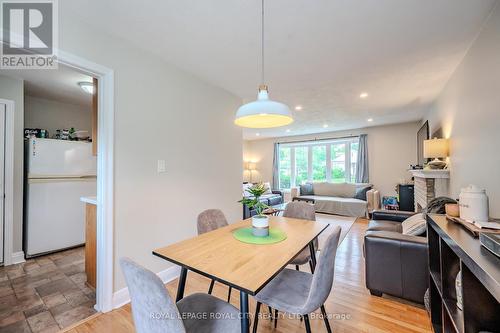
[176,267,188,302]
[309,241,317,273]
[240,291,250,333]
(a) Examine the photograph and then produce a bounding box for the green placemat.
[233,227,287,245]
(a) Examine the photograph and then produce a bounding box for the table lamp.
[423,138,449,169]
[246,162,257,182]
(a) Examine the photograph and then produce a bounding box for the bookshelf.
[427,214,499,333]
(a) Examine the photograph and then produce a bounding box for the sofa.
[290,182,380,217]
[242,182,284,219]
[364,210,428,304]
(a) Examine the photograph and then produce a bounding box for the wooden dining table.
[152,215,329,333]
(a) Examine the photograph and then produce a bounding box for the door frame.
[1,42,114,310]
[57,51,115,312]
[0,99,14,266]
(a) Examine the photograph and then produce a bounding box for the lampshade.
[424,138,449,158]
[247,162,256,171]
[235,86,293,128]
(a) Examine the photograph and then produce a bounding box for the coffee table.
[263,202,288,216]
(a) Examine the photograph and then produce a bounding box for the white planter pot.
[252,215,269,237]
[459,185,489,223]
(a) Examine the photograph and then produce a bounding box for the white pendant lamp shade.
[235,85,293,128]
[234,0,293,129]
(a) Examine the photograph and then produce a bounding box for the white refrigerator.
[25,138,97,258]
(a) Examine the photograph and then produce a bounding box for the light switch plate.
[157,160,166,173]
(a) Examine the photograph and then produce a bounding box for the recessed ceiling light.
[255,133,260,136]
[294,105,303,111]
[323,124,329,128]
[286,129,291,133]
[78,82,94,94]
[360,92,369,99]
[367,118,373,122]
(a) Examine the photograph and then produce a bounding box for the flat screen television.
[417,121,429,167]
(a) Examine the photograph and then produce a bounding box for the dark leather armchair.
[242,190,284,219]
[364,210,428,304]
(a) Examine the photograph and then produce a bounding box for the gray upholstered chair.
[253,226,341,333]
[283,201,318,272]
[120,257,240,333]
[197,209,232,301]
[197,209,229,234]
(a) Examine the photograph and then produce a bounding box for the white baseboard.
[112,265,181,309]
[11,251,26,265]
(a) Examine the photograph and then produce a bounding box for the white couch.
[290,182,380,217]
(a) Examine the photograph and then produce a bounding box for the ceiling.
[0,65,93,106]
[63,0,496,138]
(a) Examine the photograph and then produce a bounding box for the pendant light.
[234,0,293,129]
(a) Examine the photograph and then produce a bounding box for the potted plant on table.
[239,183,270,237]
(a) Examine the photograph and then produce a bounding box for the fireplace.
[408,170,450,212]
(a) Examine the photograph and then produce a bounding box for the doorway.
[0,66,99,330]
[0,102,5,265]
[0,52,114,331]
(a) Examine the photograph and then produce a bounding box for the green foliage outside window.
[279,147,291,189]
[295,147,308,186]
[312,145,326,181]
[277,139,359,189]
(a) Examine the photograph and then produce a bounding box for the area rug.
[314,213,357,248]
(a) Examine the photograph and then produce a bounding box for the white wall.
[2,3,243,291]
[0,75,24,254]
[425,3,500,216]
[25,96,92,136]
[244,122,420,198]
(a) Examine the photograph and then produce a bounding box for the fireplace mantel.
[408,169,450,179]
[408,169,450,212]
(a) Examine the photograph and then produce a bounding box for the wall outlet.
[157,160,166,173]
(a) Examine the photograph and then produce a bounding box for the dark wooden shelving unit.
[427,214,500,333]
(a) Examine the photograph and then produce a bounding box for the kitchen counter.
[80,196,97,205]
[81,197,97,288]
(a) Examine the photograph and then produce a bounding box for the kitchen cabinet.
[81,197,97,289]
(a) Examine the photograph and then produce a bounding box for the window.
[294,147,308,186]
[312,145,326,181]
[331,143,346,183]
[277,137,359,189]
[278,147,291,189]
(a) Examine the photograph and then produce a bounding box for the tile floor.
[0,247,96,333]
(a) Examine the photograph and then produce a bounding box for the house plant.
[239,183,270,237]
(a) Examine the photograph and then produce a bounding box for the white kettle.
[459,185,489,223]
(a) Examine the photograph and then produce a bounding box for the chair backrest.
[301,226,341,314]
[283,201,316,221]
[120,258,186,333]
[197,209,229,235]
[284,201,318,249]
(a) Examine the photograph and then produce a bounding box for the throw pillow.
[242,183,253,197]
[402,214,427,236]
[262,182,273,195]
[299,183,314,195]
[354,185,372,201]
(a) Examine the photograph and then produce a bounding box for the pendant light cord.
[261,0,265,85]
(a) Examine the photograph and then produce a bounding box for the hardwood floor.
[67,219,432,333]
